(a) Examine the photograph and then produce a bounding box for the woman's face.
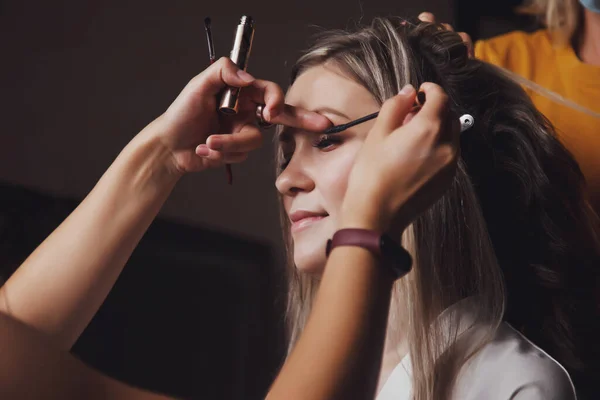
[276,63,379,274]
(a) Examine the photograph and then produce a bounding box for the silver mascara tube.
[219,16,255,114]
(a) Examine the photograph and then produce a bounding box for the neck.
[578,8,600,66]
[376,327,409,393]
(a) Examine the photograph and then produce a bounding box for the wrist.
[339,200,390,232]
[326,228,413,281]
[119,126,184,193]
[339,201,411,238]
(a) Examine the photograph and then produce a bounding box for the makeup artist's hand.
[340,83,460,233]
[418,12,473,57]
[147,57,330,175]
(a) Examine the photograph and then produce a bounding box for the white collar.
[377,297,480,400]
[377,298,577,400]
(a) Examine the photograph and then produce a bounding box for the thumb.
[373,85,416,136]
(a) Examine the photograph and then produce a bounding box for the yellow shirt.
[475,30,600,212]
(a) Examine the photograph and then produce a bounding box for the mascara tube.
[219,16,255,114]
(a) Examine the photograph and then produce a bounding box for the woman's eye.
[278,134,343,171]
[313,134,342,150]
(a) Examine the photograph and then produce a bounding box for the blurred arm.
[0,311,174,399]
[0,127,181,350]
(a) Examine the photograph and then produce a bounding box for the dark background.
[0,1,538,398]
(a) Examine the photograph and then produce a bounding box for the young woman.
[269,18,600,399]
[1,17,598,399]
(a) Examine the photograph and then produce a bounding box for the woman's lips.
[291,215,327,233]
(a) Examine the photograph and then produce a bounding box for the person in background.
[422,1,600,214]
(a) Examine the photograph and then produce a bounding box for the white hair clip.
[459,114,475,133]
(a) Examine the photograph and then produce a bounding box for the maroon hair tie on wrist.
[326,228,412,279]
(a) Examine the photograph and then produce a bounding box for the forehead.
[285,63,378,114]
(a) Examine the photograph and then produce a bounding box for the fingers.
[373,85,417,136]
[194,57,256,96]
[407,83,458,145]
[418,12,473,57]
[271,104,331,132]
[195,145,249,164]
[206,125,263,153]
[243,79,296,125]
[418,12,450,30]
[418,12,435,23]
[198,123,263,166]
[243,79,285,120]
[242,79,331,132]
[192,58,330,134]
[441,23,454,32]
[410,83,448,124]
[458,32,474,57]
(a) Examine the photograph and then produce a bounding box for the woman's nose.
[275,156,316,196]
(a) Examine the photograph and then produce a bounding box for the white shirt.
[377,305,577,400]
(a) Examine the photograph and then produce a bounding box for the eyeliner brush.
[204,17,216,64]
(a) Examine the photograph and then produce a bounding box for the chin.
[290,220,334,275]
[293,251,326,276]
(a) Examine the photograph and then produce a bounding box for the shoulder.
[474,30,553,72]
[455,323,577,400]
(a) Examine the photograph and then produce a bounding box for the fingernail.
[420,82,433,91]
[263,107,271,122]
[237,69,255,82]
[399,84,415,95]
[196,145,210,157]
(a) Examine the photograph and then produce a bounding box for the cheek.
[320,143,361,220]
[291,143,362,275]
[283,196,293,215]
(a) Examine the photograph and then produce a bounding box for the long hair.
[276,17,600,399]
[517,0,582,44]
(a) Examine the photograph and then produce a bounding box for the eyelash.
[279,134,343,170]
[313,134,342,149]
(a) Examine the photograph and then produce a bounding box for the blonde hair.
[276,17,600,399]
[517,0,582,44]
